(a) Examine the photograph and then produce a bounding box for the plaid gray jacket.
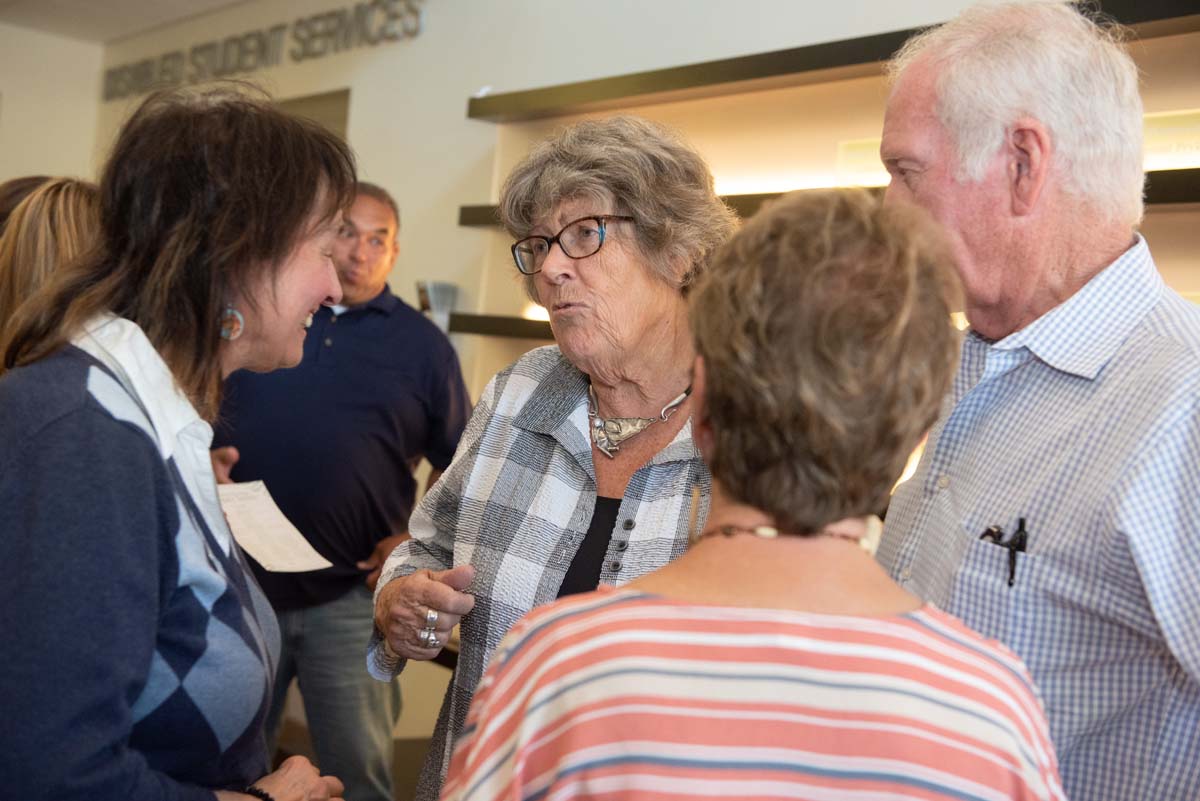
[369,345,711,800]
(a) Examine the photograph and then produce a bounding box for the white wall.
[0,21,102,182]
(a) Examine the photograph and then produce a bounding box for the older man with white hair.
[876,4,1200,800]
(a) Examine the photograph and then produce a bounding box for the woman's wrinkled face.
[225,207,342,375]
[532,197,682,373]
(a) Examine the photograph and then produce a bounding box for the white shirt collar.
[73,314,208,459]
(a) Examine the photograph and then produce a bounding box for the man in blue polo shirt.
[213,182,471,801]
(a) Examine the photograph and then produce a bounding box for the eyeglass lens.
[513,217,610,274]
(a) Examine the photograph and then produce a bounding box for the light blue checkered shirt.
[878,236,1200,801]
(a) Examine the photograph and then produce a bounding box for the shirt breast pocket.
[952,528,1039,648]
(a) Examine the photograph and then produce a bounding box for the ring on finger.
[425,608,439,627]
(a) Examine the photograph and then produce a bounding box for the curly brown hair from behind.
[690,189,962,535]
[3,84,356,418]
[499,115,737,299]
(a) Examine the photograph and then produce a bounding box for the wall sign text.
[103,0,422,101]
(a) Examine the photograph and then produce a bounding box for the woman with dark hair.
[0,86,355,801]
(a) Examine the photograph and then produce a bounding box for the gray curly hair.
[499,115,737,299]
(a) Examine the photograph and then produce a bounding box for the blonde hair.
[691,189,962,534]
[0,178,99,344]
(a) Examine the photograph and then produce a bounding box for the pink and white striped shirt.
[442,586,1064,801]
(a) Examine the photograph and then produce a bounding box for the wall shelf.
[466,2,1200,123]
[448,312,552,340]
[458,169,1200,229]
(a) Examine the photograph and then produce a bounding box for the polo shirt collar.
[988,235,1161,380]
[74,314,205,458]
[358,286,400,315]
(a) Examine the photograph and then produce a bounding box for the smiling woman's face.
[222,206,343,376]
[532,196,684,377]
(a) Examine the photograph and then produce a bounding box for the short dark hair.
[4,84,356,418]
[0,175,50,235]
[355,181,400,233]
[691,189,962,534]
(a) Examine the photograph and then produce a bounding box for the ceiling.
[0,0,250,43]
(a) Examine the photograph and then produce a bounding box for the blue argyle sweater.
[0,323,280,801]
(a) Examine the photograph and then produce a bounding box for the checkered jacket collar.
[512,356,702,476]
[985,235,1161,380]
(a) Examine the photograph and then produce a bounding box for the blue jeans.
[266,585,401,801]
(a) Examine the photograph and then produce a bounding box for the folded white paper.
[217,480,332,572]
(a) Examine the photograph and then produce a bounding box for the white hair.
[889,2,1144,225]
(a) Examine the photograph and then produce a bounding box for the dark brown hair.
[355,181,400,232]
[690,189,962,534]
[3,85,356,418]
[0,175,50,235]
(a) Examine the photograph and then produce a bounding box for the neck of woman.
[629,484,920,616]
[586,308,694,419]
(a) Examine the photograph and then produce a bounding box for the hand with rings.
[419,607,440,647]
[374,564,476,661]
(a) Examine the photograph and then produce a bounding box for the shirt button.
[324,338,333,347]
[609,560,622,572]
[900,568,912,581]
[622,519,635,530]
[615,540,628,551]
[936,475,950,490]
[331,316,337,324]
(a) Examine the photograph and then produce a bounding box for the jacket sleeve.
[368,371,500,679]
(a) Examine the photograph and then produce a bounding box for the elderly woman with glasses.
[442,189,1065,801]
[370,115,736,800]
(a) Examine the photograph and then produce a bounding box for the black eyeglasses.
[511,215,636,275]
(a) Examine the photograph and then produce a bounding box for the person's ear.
[1006,119,1051,217]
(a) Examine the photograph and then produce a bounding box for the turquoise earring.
[220,305,244,341]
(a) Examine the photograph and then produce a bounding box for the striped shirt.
[442,586,1064,801]
[878,236,1200,801]
[369,345,711,801]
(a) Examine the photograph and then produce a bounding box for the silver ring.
[419,627,436,647]
[425,608,439,627]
